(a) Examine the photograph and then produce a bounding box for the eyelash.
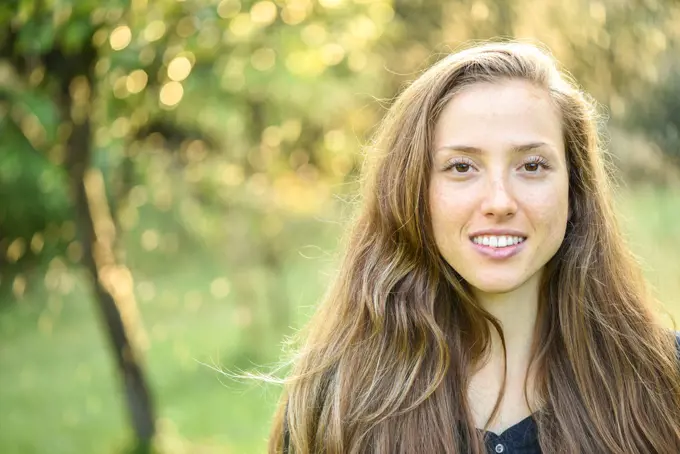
[443,156,552,174]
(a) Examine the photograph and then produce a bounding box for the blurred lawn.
[0,213,339,453]
[0,185,679,453]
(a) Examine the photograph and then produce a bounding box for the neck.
[472,270,541,366]
[466,271,544,429]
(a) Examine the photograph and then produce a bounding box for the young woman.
[268,41,680,453]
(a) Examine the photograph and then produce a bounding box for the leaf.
[16,16,55,54]
[0,119,71,239]
[0,86,60,144]
[60,19,93,54]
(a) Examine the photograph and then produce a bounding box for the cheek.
[524,185,569,237]
[429,186,449,243]
[429,182,474,246]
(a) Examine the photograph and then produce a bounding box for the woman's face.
[429,79,569,294]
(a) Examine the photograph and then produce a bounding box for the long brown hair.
[268,41,680,453]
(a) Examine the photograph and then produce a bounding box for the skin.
[428,79,570,433]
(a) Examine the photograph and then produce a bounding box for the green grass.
[0,185,679,453]
[616,184,680,321]
[0,216,340,453]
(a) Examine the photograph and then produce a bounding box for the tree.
[1,2,156,449]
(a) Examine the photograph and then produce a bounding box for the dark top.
[481,331,680,454]
[283,333,680,454]
[480,412,538,454]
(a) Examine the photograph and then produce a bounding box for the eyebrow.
[436,142,553,155]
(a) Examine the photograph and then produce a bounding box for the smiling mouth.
[469,235,527,248]
[468,235,527,259]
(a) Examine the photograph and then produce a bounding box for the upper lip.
[469,229,528,238]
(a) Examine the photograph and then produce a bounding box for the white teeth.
[471,235,526,248]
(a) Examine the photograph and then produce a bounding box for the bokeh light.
[143,20,166,42]
[250,1,277,25]
[159,81,184,107]
[109,25,132,51]
[126,69,149,93]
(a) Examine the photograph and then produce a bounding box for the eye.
[444,158,475,174]
[522,156,551,173]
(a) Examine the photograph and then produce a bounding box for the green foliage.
[1,87,60,143]
[0,119,69,239]
[629,73,680,163]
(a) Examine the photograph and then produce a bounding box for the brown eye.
[522,156,550,173]
[454,163,471,173]
[445,158,476,174]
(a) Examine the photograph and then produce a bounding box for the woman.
[268,41,680,453]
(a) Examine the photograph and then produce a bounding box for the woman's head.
[365,41,599,298]
[271,41,680,454]
[430,78,569,295]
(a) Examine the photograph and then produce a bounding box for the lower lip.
[470,239,526,259]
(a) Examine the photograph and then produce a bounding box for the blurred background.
[1,0,679,452]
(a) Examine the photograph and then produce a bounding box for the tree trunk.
[58,44,156,450]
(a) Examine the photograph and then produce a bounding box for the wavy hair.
[268,41,680,453]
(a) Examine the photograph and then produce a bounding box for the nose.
[480,174,518,219]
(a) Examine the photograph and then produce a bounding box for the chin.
[466,276,524,295]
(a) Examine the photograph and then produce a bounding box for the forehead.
[433,80,564,155]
